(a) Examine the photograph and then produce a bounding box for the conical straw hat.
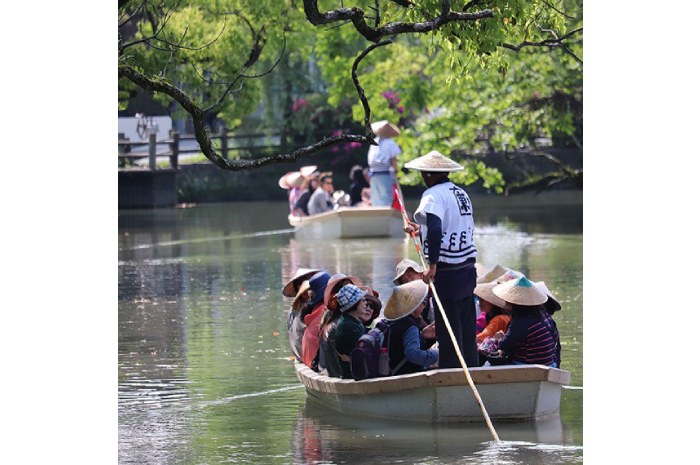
[476,264,509,284]
[282,267,321,297]
[371,120,401,138]
[496,269,524,283]
[534,281,561,313]
[474,281,507,309]
[404,150,464,172]
[493,276,548,306]
[384,280,429,321]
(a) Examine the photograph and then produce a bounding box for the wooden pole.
[394,184,500,442]
[169,131,179,170]
[148,132,157,171]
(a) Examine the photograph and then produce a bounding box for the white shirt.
[414,181,477,264]
[367,138,401,173]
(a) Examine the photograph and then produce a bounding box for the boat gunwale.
[288,206,403,227]
[294,361,571,396]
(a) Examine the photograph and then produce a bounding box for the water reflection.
[118,196,582,465]
[291,402,582,465]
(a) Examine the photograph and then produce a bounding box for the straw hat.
[336,284,368,313]
[324,273,364,307]
[300,165,317,177]
[476,264,509,284]
[384,280,429,321]
[282,267,322,297]
[474,281,507,309]
[492,276,548,306]
[496,269,524,283]
[291,280,311,312]
[534,281,561,313]
[371,120,401,138]
[404,150,464,173]
[392,258,425,285]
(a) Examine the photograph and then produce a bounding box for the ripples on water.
[118,197,582,464]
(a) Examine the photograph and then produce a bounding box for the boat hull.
[288,207,405,240]
[295,362,570,423]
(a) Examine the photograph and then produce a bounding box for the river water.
[118,192,583,464]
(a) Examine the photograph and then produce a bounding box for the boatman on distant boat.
[367,120,402,207]
[403,150,479,368]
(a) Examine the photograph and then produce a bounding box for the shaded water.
[118,192,583,464]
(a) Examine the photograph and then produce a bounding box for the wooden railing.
[118,128,281,170]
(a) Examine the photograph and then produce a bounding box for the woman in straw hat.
[283,267,321,362]
[384,280,439,376]
[317,274,364,377]
[293,170,321,216]
[490,276,558,367]
[367,120,402,207]
[300,271,332,369]
[403,150,478,369]
[330,284,373,378]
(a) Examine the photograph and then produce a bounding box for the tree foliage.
[118,0,582,192]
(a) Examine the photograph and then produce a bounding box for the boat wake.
[122,228,295,251]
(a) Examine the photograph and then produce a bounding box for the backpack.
[350,319,408,380]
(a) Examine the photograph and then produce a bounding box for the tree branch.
[303,0,493,42]
[351,40,393,142]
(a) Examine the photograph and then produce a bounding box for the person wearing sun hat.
[403,150,478,369]
[383,280,439,375]
[330,284,372,378]
[392,258,435,344]
[317,274,364,377]
[490,276,558,367]
[534,281,562,368]
[300,271,332,369]
[367,120,402,207]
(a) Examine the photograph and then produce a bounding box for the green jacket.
[333,313,366,378]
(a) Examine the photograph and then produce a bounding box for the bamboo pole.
[394,184,500,442]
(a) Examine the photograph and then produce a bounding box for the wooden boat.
[288,206,405,240]
[294,361,570,423]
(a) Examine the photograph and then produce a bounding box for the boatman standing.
[403,150,478,368]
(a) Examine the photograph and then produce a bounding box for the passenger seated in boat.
[349,165,371,207]
[490,276,558,367]
[307,172,335,215]
[331,284,373,378]
[293,171,320,216]
[473,281,511,366]
[392,258,436,347]
[534,281,562,368]
[283,268,321,362]
[360,287,382,328]
[301,271,331,370]
[383,280,439,376]
[317,274,364,377]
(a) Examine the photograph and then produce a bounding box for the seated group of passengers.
[473,264,562,368]
[283,261,563,380]
[282,165,373,218]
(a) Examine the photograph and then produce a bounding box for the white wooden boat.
[294,361,570,423]
[288,206,405,240]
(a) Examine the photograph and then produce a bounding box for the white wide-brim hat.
[404,150,464,172]
[474,281,507,309]
[493,276,548,306]
[278,171,304,189]
[371,120,401,138]
[282,267,322,297]
[392,258,425,285]
[534,281,562,313]
[384,280,429,321]
[300,165,317,177]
